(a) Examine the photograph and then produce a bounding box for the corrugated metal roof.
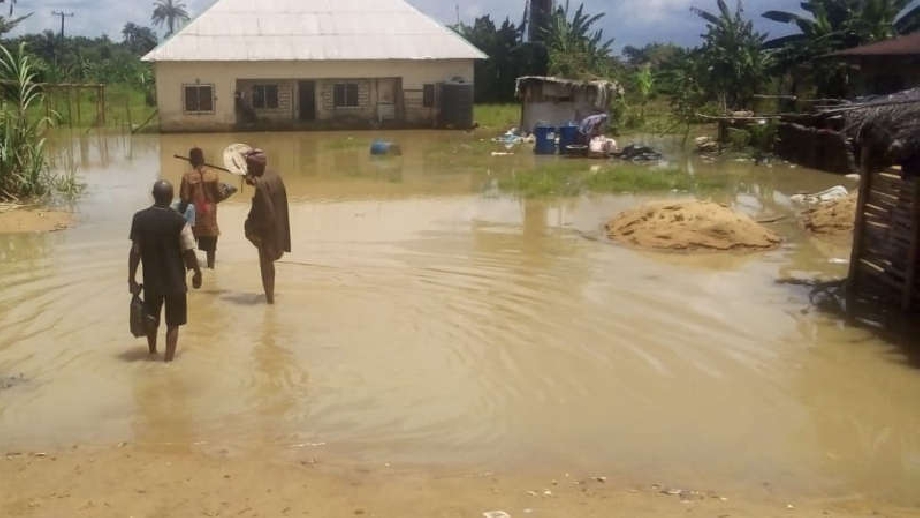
[832,33,920,57]
[142,0,486,62]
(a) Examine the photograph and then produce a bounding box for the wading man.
[180,147,221,269]
[129,180,202,362]
[243,149,291,304]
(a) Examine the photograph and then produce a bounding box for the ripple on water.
[2,137,920,503]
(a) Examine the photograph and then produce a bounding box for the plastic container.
[558,122,580,155]
[534,124,557,155]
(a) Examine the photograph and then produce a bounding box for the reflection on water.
[1,131,919,503]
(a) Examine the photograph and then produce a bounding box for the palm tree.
[151,0,189,37]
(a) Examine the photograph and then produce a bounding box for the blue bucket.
[558,123,580,155]
[534,124,556,155]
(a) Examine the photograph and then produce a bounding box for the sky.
[16,0,804,53]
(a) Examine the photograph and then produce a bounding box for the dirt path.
[2,446,916,518]
[0,205,73,233]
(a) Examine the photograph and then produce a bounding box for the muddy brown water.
[1,131,919,504]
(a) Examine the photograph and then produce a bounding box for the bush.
[727,128,751,150]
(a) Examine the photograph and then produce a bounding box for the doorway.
[299,81,316,121]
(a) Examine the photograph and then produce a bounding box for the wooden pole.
[126,97,133,129]
[903,177,920,311]
[96,85,105,126]
[847,144,874,317]
[67,86,73,128]
[75,86,81,126]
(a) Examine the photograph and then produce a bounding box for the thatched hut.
[827,88,920,312]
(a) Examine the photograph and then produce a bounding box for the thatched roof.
[819,87,920,162]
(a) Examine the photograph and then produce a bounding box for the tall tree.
[122,22,158,55]
[542,1,614,78]
[455,15,548,102]
[151,0,189,37]
[692,0,769,110]
[0,12,29,37]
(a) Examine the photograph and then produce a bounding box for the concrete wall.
[154,59,474,131]
[520,101,605,133]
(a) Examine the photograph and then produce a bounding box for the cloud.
[9,0,800,52]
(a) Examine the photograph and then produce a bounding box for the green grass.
[474,103,520,132]
[33,83,156,130]
[496,162,726,198]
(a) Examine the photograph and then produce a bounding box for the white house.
[142,0,486,132]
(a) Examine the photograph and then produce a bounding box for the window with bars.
[184,85,213,113]
[252,85,279,109]
[333,83,360,108]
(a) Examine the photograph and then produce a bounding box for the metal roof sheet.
[832,33,920,58]
[142,0,486,62]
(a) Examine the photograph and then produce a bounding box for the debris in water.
[791,185,848,204]
[526,491,537,497]
[595,476,607,483]
[483,512,511,518]
[542,490,553,497]
[829,258,849,265]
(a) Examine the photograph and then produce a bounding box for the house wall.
[154,59,474,131]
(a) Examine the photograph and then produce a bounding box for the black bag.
[130,289,147,338]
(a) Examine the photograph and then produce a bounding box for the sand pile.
[802,192,856,237]
[605,200,781,251]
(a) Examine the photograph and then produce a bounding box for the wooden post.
[126,97,133,129]
[847,144,874,317]
[903,177,920,311]
[75,86,81,126]
[99,85,106,126]
[67,86,73,127]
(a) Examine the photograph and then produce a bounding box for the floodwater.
[1,130,919,504]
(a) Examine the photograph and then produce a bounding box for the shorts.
[143,291,188,327]
[198,236,218,253]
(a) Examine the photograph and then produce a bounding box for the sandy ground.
[605,200,781,251]
[3,445,918,518]
[0,204,73,233]
[803,192,857,238]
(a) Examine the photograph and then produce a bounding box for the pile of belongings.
[614,144,664,162]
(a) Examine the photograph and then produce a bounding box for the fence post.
[100,85,106,127]
[847,144,873,318]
